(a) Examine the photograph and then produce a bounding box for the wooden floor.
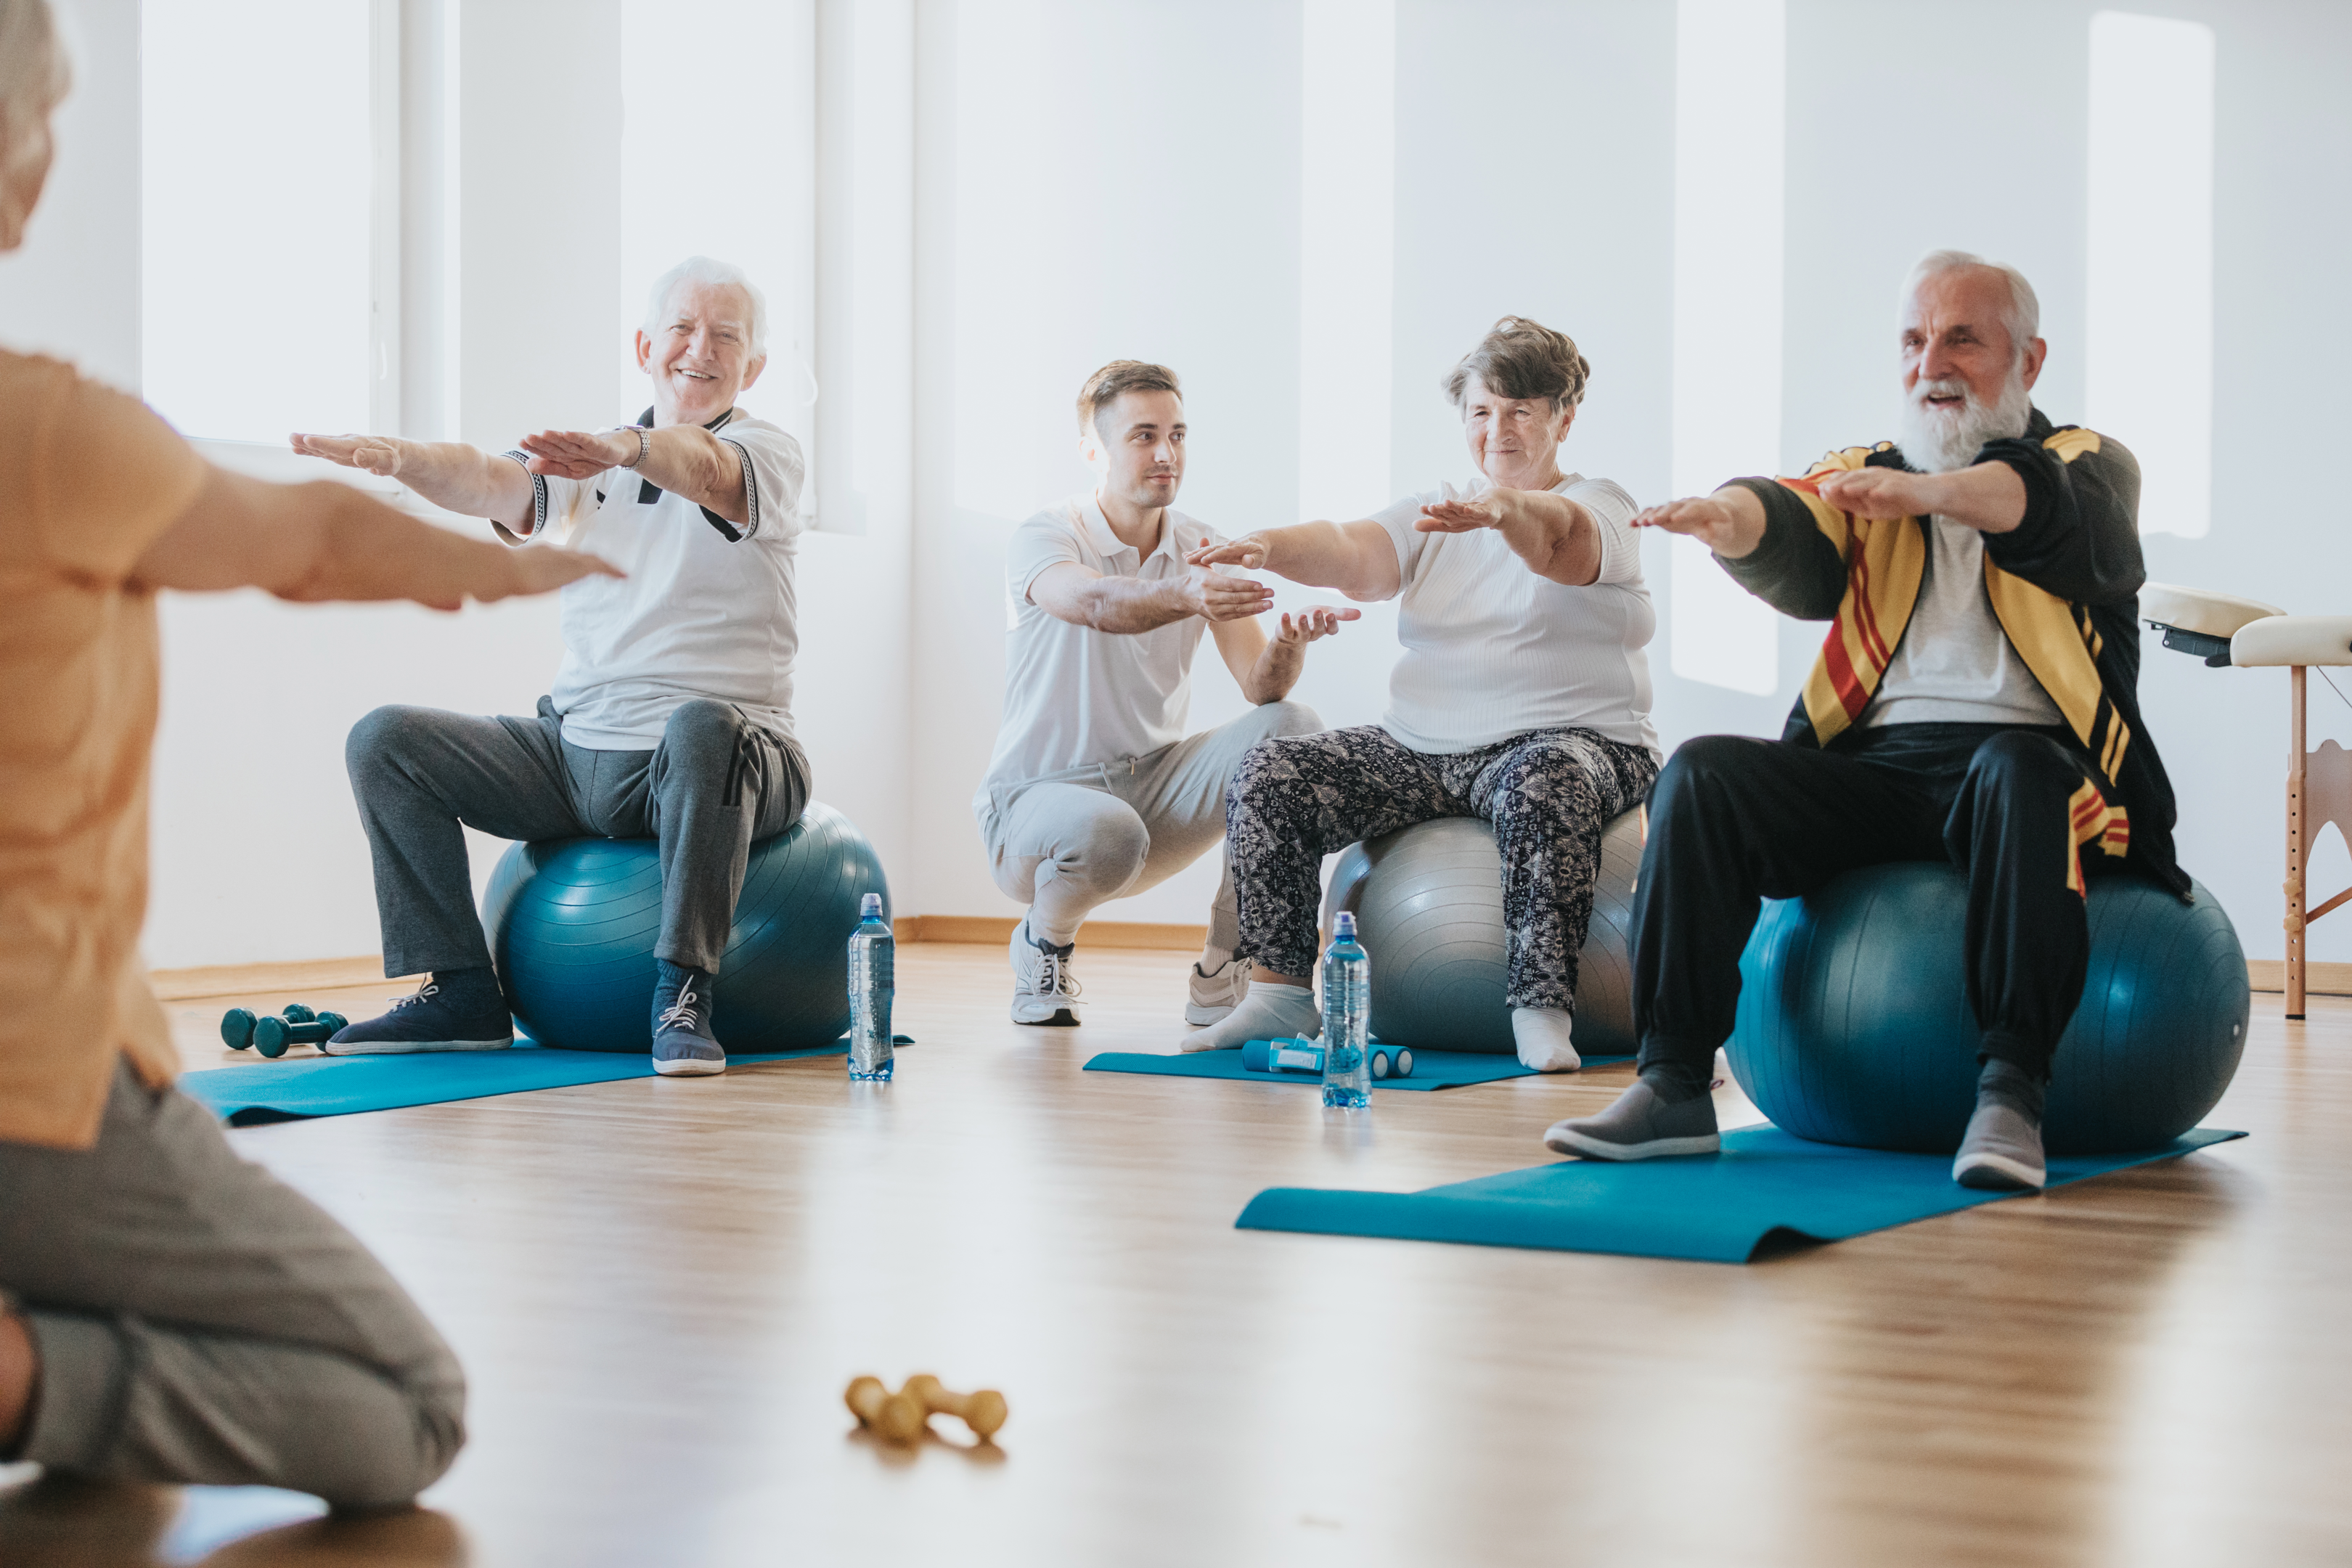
[4,944,2348,1567]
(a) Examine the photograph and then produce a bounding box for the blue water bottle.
[1320,912,1371,1108]
[848,893,895,1081]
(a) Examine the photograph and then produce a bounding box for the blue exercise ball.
[480,801,889,1053]
[1320,809,1643,1055]
[1727,863,2248,1155]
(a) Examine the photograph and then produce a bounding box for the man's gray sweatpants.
[979,701,1321,950]
[348,697,811,977]
[0,1063,465,1508]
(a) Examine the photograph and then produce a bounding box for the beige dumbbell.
[843,1374,925,1444]
[899,1372,1008,1440]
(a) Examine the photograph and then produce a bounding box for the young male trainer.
[1550,250,2182,1191]
[976,361,1353,1027]
[295,256,809,1078]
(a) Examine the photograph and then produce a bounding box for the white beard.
[1896,365,2033,474]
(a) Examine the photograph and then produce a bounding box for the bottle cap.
[860,893,883,917]
[1333,911,1357,939]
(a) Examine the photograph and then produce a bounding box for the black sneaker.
[324,980,513,1055]
[1543,1079,1720,1161]
[651,982,727,1077]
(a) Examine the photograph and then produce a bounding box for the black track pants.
[1630,723,2128,1082]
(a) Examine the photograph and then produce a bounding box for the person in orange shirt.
[0,0,616,1508]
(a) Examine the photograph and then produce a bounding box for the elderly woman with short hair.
[1183,317,1661,1069]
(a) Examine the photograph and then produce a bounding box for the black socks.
[1977,1056,2046,1124]
[430,965,506,1019]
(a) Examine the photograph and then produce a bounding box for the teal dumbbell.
[221,1005,348,1058]
[1241,1038,1414,1079]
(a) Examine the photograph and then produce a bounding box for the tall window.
[1668,0,1784,696]
[2088,11,2215,539]
[1298,0,1396,523]
[142,0,381,444]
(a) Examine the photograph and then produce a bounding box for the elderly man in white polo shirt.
[978,360,1352,1026]
[291,256,809,1078]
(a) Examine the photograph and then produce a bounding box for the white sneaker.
[1185,958,1251,1026]
[1008,919,1082,1026]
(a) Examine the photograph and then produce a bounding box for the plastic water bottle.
[1320,912,1371,1108]
[848,893,894,1081]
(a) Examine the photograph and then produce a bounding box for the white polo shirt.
[1371,473,1660,759]
[977,494,1221,814]
[501,407,807,750]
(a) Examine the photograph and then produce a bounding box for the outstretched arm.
[515,425,753,526]
[1029,560,1273,634]
[130,467,621,609]
[290,433,535,531]
[1186,518,1400,602]
[1416,487,1604,586]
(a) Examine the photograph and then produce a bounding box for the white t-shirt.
[977,495,1221,813]
[1371,474,1660,759]
[500,407,807,750]
[1865,515,2063,728]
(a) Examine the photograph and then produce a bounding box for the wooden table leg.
[2289,663,2308,1019]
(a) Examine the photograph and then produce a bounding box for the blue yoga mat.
[1236,1124,2247,1262]
[1083,1046,1631,1093]
[182,1041,853,1124]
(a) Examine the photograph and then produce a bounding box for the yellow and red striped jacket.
[1720,407,2186,895]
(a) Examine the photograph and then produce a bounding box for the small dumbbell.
[1370,1045,1413,1079]
[843,1375,925,1445]
[251,1011,348,1058]
[899,1373,1008,1441]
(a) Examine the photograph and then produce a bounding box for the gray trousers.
[980,701,1321,949]
[348,697,811,977]
[0,1063,465,1508]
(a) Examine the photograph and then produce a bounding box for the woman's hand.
[516,428,640,480]
[1187,535,1270,572]
[1416,489,1507,533]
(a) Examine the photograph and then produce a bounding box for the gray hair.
[0,0,68,145]
[642,256,767,357]
[1903,248,2041,358]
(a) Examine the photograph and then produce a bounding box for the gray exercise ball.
[1320,809,1643,1055]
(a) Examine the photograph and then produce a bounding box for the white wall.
[12,0,2352,966]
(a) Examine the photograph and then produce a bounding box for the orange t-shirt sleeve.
[31,363,211,579]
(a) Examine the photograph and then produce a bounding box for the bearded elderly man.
[294,256,809,1077]
[1546,248,2184,1191]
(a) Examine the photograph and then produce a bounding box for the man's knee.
[1651,734,1766,817]
[1964,729,2081,799]
[1066,805,1151,885]
[1246,699,1322,742]
[343,704,437,780]
[659,698,745,761]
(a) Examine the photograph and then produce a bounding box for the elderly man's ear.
[2019,337,2049,392]
[738,353,769,393]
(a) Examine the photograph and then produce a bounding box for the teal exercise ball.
[1727,864,2248,1155]
[1321,808,1643,1055]
[480,801,889,1053]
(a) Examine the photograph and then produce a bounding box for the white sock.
[1181,981,1318,1053]
[1512,1007,1581,1072]
[1196,943,1235,975]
